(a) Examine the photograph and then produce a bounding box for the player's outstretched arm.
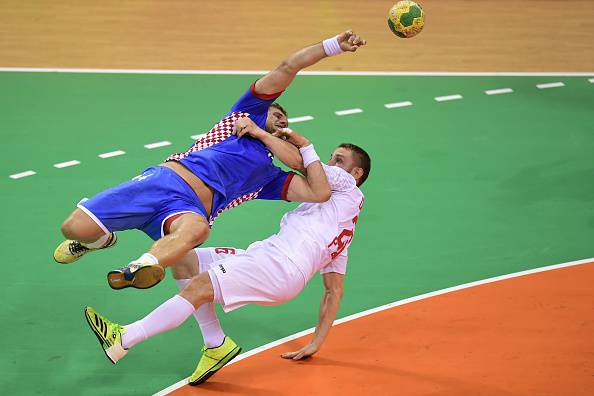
[254,30,367,95]
[281,272,344,360]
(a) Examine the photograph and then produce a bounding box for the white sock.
[134,252,159,265]
[84,233,110,249]
[176,279,226,348]
[121,294,194,349]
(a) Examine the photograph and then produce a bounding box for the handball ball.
[387,1,425,38]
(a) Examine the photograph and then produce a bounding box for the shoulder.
[323,164,357,192]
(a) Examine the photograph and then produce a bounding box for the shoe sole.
[83,307,117,364]
[107,265,165,290]
[189,346,242,386]
[53,233,118,265]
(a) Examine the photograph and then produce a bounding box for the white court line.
[385,101,413,109]
[9,170,36,179]
[190,134,206,140]
[98,150,126,159]
[435,94,463,102]
[54,160,80,168]
[485,88,514,95]
[588,78,594,83]
[153,257,594,396]
[335,108,363,116]
[144,141,172,149]
[537,82,565,89]
[288,115,314,123]
[1,67,593,77]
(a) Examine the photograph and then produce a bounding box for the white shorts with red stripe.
[195,241,307,313]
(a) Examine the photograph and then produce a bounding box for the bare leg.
[180,272,215,309]
[61,208,107,242]
[107,213,209,289]
[148,213,210,268]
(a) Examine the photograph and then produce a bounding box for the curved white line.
[153,257,594,395]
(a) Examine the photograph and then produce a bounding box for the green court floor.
[1,72,593,395]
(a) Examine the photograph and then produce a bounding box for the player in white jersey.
[83,129,371,385]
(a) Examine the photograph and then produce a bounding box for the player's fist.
[234,116,266,139]
[272,128,311,148]
[337,30,367,52]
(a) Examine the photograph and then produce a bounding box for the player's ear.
[351,167,364,183]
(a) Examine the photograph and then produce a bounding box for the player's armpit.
[254,64,295,96]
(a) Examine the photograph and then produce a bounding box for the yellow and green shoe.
[84,306,128,364]
[53,233,117,264]
[189,336,242,385]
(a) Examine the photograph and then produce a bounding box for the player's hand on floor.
[337,30,367,52]
[272,128,310,148]
[234,116,266,139]
[281,343,319,360]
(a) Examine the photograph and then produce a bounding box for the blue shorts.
[78,166,208,241]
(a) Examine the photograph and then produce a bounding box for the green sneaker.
[84,306,128,364]
[189,336,242,385]
[53,233,117,264]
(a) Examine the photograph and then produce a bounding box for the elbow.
[315,187,332,203]
[278,60,298,75]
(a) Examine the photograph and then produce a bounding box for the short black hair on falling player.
[270,102,288,117]
[338,143,371,186]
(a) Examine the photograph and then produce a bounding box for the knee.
[61,209,103,241]
[61,216,79,239]
[180,273,214,308]
[171,251,200,280]
[183,224,210,248]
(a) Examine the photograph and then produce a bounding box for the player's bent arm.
[258,133,305,173]
[255,30,367,95]
[285,154,331,203]
[234,117,304,172]
[281,272,344,360]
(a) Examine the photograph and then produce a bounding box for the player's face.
[328,148,356,172]
[265,107,288,133]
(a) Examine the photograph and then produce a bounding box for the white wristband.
[322,36,343,57]
[299,144,320,168]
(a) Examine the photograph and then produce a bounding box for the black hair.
[270,102,287,117]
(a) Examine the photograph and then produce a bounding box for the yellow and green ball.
[387,1,425,39]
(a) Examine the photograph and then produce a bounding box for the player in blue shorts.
[53,30,367,290]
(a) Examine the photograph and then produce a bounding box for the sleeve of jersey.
[227,82,284,129]
[257,168,296,201]
[320,251,348,275]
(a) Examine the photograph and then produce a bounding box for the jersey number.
[328,229,354,259]
[214,247,237,255]
[328,212,361,259]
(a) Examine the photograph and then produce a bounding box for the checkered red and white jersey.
[165,112,248,163]
[162,83,292,227]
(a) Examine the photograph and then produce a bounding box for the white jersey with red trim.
[268,164,364,280]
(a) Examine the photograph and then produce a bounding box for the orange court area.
[171,263,594,396]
